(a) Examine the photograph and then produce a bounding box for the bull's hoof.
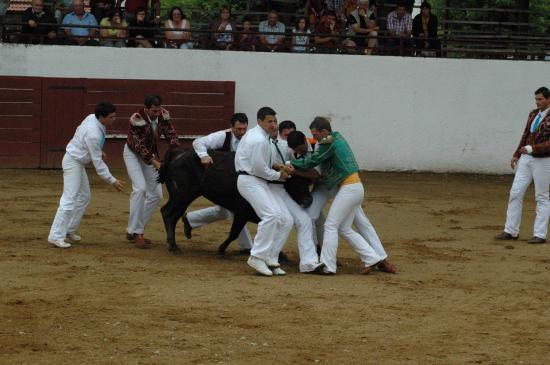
[238,248,251,256]
[217,247,227,256]
[168,245,182,255]
[182,214,192,239]
[278,251,290,263]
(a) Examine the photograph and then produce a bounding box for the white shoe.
[66,233,81,242]
[302,262,325,273]
[272,268,286,276]
[48,239,71,249]
[265,259,280,269]
[247,256,273,276]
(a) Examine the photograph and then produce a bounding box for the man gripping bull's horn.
[235,106,293,276]
[182,113,253,253]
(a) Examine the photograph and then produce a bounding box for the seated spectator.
[0,0,10,41]
[118,0,160,24]
[343,0,378,55]
[208,6,236,50]
[258,9,286,52]
[314,10,341,53]
[99,8,127,47]
[90,0,114,26]
[21,0,58,44]
[305,0,326,29]
[128,6,155,48]
[62,0,99,46]
[412,1,440,55]
[164,6,193,49]
[385,1,413,53]
[237,16,257,52]
[54,0,73,23]
[291,16,311,53]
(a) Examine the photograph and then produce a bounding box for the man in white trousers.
[496,87,550,244]
[182,113,253,252]
[48,102,124,248]
[235,106,293,276]
[290,117,382,275]
[125,95,180,248]
[269,122,324,273]
[287,130,396,273]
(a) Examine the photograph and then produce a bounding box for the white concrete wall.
[1,43,549,173]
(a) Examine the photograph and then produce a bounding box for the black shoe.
[495,232,518,240]
[527,236,546,244]
[182,213,192,239]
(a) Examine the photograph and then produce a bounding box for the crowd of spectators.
[1,0,442,55]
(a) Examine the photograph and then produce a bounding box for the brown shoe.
[377,259,397,274]
[361,265,376,275]
[126,232,152,245]
[133,234,148,249]
[527,236,546,244]
[495,232,518,240]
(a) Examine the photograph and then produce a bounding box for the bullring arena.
[1,44,550,364]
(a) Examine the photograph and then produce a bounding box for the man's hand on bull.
[272,163,284,171]
[201,156,214,167]
[279,169,291,181]
[151,159,162,170]
[284,164,295,174]
[112,179,125,192]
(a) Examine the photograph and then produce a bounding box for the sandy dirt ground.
[0,168,549,365]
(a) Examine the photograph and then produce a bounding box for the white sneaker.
[302,262,325,273]
[247,256,273,276]
[272,267,286,276]
[265,259,280,269]
[48,239,72,249]
[66,233,81,242]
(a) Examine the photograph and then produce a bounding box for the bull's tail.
[157,148,175,184]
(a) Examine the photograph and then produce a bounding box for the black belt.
[237,171,283,184]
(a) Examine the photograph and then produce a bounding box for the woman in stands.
[291,16,312,53]
[99,8,128,47]
[128,6,155,48]
[164,6,193,49]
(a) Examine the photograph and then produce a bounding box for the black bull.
[157,148,313,254]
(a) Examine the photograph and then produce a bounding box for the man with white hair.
[344,0,379,54]
[62,0,99,46]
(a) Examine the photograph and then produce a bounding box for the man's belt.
[237,171,284,184]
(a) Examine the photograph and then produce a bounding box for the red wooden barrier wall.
[0,76,235,168]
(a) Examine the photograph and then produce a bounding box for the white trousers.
[320,182,382,273]
[187,206,253,249]
[49,154,91,241]
[307,185,387,259]
[504,154,550,238]
[237,175,293,263]
[124,144,163,235]
[271,184,320,272]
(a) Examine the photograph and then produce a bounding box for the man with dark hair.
[496,87,550,244]
[314,10,341,53]
[386,1,413,53]
[235,106,293,276]
[182,112,253,252]
[270,125,323,273]
[124,94,179,248]
[290,117,383,274]
[48,102,124,249]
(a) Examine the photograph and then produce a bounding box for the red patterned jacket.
[126,108,180,164]
[513,109,550,158]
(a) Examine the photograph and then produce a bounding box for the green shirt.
[291,131,360,189]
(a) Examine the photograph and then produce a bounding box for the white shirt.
[65,114,116,184]
[271,138,293,165]
[193,129,239,158]
[235,125,280,181]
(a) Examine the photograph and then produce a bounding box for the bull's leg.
[218,215,247,256]
[161,186,199,254]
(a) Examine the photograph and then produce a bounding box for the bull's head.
[284,175,313,208]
